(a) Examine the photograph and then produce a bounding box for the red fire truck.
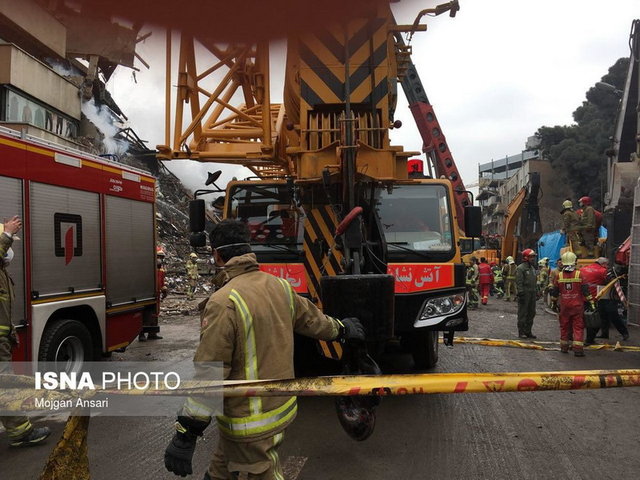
[0,125,158,368]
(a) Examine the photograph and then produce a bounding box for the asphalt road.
[2,295,639,479]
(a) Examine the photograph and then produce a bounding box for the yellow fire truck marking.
[107,341,130,352]
[31,292,104,305]
[106,300,156,314]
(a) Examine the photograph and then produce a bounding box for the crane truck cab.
[194,176,474,370]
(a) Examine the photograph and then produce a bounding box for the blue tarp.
[537,226,608,265]
[537,231,565,266]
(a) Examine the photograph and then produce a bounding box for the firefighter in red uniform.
[550,251,595,356]
[477,257,493,305]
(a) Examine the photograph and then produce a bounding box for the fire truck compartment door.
[30,183,102,297]
[105,195,155,305]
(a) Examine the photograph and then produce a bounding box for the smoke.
[162,160,251,200]
[43,58,81,77]
[81,98,129,155]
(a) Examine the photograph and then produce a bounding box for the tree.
[535,58,629,209]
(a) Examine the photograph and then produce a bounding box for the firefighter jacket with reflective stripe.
[0,233,14,337]
[552,269,592,310]
[188,253,341,441]
[492,267,503,283]
[186,260,199,279]
[478,263,493,285]
[579,262,607,299]
[503,263,516,279]
[466,264,478,286]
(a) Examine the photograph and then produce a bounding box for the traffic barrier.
[1,369,638,479]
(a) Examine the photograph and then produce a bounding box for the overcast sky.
[107,0,639,197]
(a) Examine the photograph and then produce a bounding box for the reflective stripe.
[558,271,581,283]
[0,325,10,336]
[270,432,285,480]
[183,396,214,421]
[216,396,297,438]
[7,420,31,438]
[277,277,295,323]
[229,290,262,416]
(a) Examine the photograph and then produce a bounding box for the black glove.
[339,317,366,343]
[164,416,209,477]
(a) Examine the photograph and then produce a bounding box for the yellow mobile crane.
[160,1,481,370]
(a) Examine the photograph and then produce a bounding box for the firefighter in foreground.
[164,219,365,479]
[515,249,538,339]
[550,251,595,356]
[0,216,51,447]
[186,252,200,300]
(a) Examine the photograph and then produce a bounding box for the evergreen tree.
[535,58,629,208]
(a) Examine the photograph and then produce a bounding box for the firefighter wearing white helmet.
[537,258,550,296]
[186,252,200,300]
[515,249,538,339]
[0,217,51,446]
[550,251,594,356]
[560,200,581,250]
[503,256,517,301]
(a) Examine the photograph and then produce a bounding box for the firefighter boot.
[574,349,585,357]
[9,426,51,447]
[148,333,163,340]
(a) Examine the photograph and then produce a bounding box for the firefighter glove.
[338,317,366,343]
[164,417,208,477]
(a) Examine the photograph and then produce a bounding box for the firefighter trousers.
[0,336,32,440]
[517,293,536,336]
[559,306,585,352]
[504,278,516,301]
[479,284,491,304]
[208,432,285,480]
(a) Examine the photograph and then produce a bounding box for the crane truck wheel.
[38,319,93,372]
[409,330,439,369]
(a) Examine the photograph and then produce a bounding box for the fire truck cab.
[0,126,158,369]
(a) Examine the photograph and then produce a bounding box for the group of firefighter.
[465,195,630,357]
[561,196,601,258]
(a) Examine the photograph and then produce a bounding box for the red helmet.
[579,196,592,206]
[521,248,537,260]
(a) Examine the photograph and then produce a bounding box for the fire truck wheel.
[410,330,439,370]
[38,319,93,369]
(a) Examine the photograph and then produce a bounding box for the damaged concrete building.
[477,137,574,246]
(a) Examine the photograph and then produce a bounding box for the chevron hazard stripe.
[303,205,344,360]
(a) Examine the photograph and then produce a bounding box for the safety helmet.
[522,248,536,260]
[538,259,546,266]
[156,246,166,257]
[560,251,577,266]
[189,252,198,259]
[579,196,592,206]
[561,200,573,210]
[506,256,515,264]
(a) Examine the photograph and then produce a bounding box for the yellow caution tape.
[449,337,640,352]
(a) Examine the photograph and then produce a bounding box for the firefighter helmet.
[579,196,592,206]
[561,251,577,266]
[561,200,573,210]
[521,248,536,260]
[506,256,515,265]
[189,252,198,259]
